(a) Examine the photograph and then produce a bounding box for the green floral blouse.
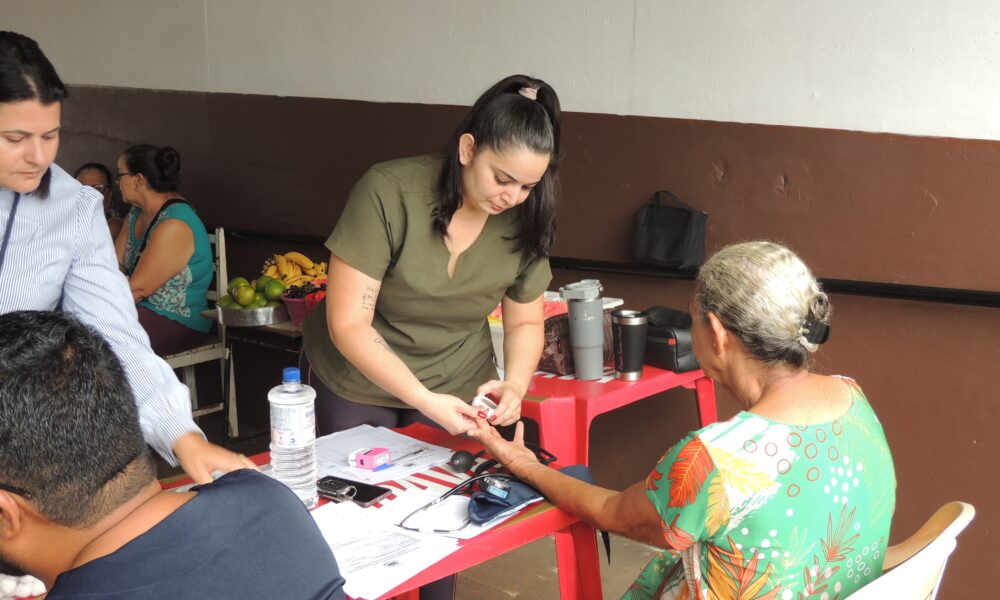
[626,377,896,600]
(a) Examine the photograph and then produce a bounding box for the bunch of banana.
[261,251,328,287]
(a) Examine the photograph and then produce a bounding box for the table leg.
[527,394,579,465]
[555,522,604,600]
[694,376,717,427]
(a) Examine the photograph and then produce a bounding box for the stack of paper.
[315,425,453,484]
[311,501,458,599]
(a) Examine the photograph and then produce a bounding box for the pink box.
[349,447,390,470]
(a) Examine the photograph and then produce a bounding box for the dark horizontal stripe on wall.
[549,256,1000,308]
[230,229,327,246]
[226,235,999,308]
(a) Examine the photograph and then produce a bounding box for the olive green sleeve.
[325,168,399,281]
[505,254,552,303]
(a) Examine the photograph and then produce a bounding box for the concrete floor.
[456,534,656,599]
[159,412,659,599]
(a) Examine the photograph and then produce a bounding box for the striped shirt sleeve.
[60,185,202,465]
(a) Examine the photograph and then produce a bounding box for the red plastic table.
[163,423,604,600]
[521,365,717,466]
[368,423,603,600]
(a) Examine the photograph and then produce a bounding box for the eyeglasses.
[91,184,110,192]
[114,172,135,182]
[0,481,32,500]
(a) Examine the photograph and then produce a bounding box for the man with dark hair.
[0,311,346,599]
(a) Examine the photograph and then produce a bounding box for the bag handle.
[127,198,188,276]
[652,190,696,212]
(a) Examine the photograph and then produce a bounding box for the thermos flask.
[559,279,604,380]
[611,310,648,381]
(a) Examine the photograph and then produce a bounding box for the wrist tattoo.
[361,285,376,311]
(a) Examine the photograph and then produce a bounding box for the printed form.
[311,501,457,599]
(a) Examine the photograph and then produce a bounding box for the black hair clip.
[803,317,831,345]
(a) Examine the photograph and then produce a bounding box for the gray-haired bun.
[695,241,831,368]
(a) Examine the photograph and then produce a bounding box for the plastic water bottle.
[268,367,318,508]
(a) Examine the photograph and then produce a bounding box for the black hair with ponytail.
[437,75,561,259]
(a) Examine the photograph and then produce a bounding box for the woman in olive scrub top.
[301,74,561,438]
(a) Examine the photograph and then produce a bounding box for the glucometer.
[471,394,497,420]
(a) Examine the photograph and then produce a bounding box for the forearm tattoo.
[374,335,396,355]
[361,285,376,311]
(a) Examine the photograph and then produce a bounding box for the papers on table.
[316,424,453,484]
[311,500,458,600]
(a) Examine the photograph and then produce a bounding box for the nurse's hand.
[173,433,258,484]
[476,380,525,427]
[417,392,479,435]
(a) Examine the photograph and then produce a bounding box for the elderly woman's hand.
[468,419,539,476]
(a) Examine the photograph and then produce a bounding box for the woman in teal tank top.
[114,144,212,355]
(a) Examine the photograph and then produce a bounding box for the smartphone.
[317,475,392,508]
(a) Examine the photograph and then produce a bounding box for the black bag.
[643,306,700,373]
[632,191,707,269]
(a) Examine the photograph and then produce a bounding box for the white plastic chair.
[850,501,975,599]
[164,226,236,436]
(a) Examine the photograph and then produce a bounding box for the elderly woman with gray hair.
[471,241,896,599]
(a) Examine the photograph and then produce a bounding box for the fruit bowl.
[282,296,322,326]
[216,304,290,327]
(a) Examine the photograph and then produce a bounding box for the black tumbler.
[611,310,648,381]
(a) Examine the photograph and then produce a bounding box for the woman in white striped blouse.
[0,31,254,483]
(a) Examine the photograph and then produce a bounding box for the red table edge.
[376,503,586,598]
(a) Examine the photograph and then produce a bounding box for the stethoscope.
[396,444,557,534]
[396,471,519,534]
[0,192,20,275]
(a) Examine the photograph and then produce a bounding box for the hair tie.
[802,316,830,345]
[518,87,538,100]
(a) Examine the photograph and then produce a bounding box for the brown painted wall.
[60,86,997,598]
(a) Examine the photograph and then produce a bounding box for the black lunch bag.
[643,306,700,373]
[632,191,708,270]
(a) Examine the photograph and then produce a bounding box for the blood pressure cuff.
[467,465,595,526]
[468,479,542,526]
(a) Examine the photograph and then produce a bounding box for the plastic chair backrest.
[850,501,975,599]
[206,227,227,305]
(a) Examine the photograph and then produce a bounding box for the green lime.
[255,275,274,293]
[264,279,286,301]
[265,300,281,308]
[251,296,268,308]
[217,295,237,309]
[227,277,250,296]
[233,284,256,307]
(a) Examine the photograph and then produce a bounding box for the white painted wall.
[5,0,1000,140]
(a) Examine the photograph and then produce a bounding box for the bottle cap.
[282,367,301,383]
[559,279,603,301]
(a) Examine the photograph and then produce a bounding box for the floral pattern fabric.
[625,377,895,600]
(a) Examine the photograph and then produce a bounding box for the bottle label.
[270,403,316,448]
